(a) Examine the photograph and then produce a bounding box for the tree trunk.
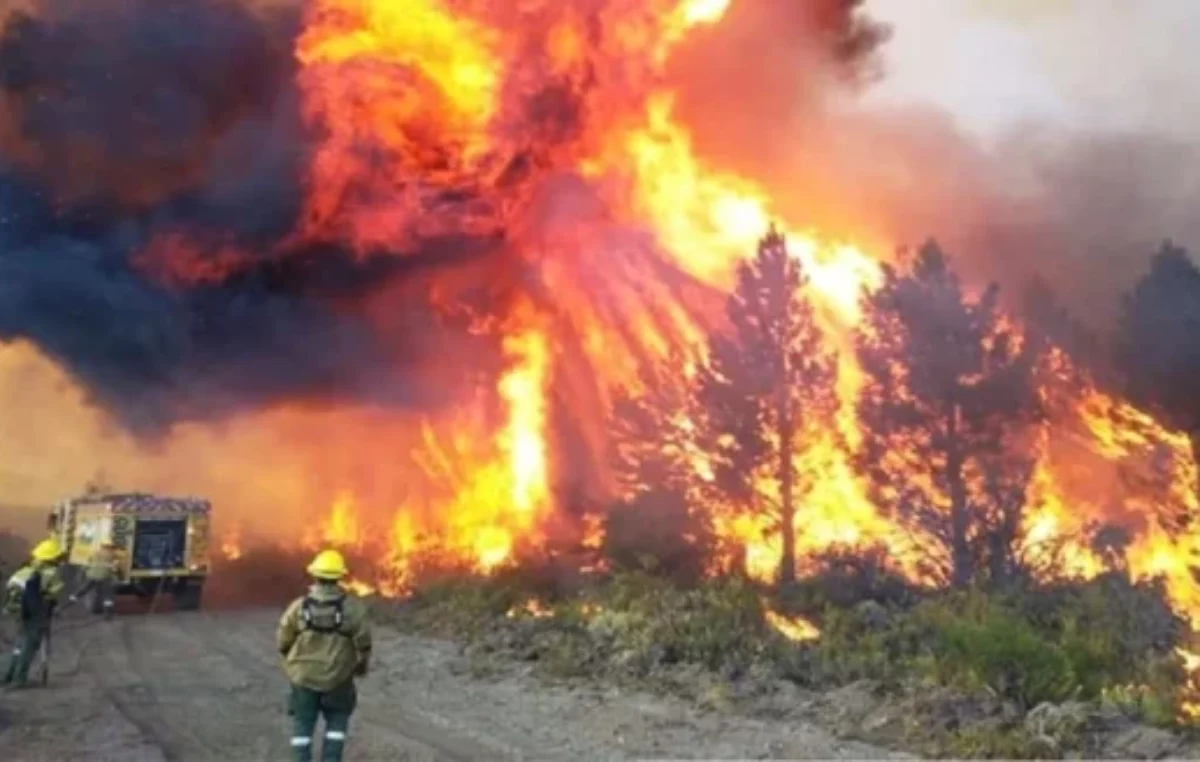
[778,397,797,586]
[946,403,971,588]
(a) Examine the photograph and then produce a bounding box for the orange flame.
[5,0,1200,702]
[219,524,243,561]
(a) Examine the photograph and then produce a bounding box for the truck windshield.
[132,519,187,570]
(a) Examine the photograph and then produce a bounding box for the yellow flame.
[298,0,500,130]
[500,329,550,515]
[322,492,361,547]
[678,0,732,26]
[618,93,880,325]
[344,577,376,596]
[765,608,821,642]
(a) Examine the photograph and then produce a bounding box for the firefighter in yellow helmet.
[277,549,372,762]
[3,539,66,687]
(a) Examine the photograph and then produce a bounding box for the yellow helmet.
[306,549,348,580]
[31,538,64,562]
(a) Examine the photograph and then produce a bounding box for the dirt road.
[0,609,903,760]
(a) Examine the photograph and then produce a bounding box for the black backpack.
[300,595,347,635]
[20,568,45,620]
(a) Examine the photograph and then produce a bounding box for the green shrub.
[404,577,520,636]
[797,583,1186,716]
[390,567,1191,732]
[797,603,925,686]
[1099,654,1187,728]
[587,572,769,674]
[927,603,1078,708]
[1018,574,1183,663]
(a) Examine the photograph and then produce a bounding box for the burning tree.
[856,242,1043,588]
[1119,242,1200,486]
[606,349,713,580]
[696,229,837,585]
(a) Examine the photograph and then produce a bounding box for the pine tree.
[1118,242,1200,493]
[855,242,1042,587]
[696,228,837,585]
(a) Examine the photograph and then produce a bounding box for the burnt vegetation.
[390,231,1200,758]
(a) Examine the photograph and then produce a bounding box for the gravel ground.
[0,608,904,760]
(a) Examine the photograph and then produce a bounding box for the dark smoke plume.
[0,0,511,432]
[6,0,1195,440]
[0,0,884,435]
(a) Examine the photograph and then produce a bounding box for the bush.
[795,602,924,686]
[391,565,1193,742]
[926,602,1077,708]
[404,576,523,637]
[1017,573,1184,664]
[782,545,924,612]
[798,581,1186,715]
[586,572,770,675]
[641,575,768,671]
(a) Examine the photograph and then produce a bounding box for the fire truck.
[51,491,211,612]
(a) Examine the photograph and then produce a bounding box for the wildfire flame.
[5,0,1200,709]
[220,523,243,561]
[219,0,1200,630]
[764,608,821,642]
[344,577,377,597]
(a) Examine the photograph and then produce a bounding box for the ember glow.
[2,0,1200,672]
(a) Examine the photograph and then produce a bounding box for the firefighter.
[277,549,372,762]
[2,538,66,688]
[71,541,119,617]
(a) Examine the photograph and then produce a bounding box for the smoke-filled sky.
[1,0,1198,531]
[869,0,1200,141]
[1,0,1197,439]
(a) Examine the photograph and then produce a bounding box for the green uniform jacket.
[5,563,65,619]
[277,584,371,692]
[85,547,119,581]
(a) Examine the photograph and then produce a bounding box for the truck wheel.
[175,582,203,612]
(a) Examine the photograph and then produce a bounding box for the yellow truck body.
[53,492,211,610]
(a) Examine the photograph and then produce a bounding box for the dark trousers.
[75,578,115,614]
[288,681,356,762]
[2,618,47,686]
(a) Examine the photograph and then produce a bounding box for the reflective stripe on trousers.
[291,737,312,747]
